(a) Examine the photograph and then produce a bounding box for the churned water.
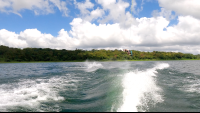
[0,60,200,112]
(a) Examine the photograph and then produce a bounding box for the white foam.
[117,63,169,112]
[180,77,200,94]
[84,61,103,72]
[0,76,78,112]
[153,63,170,70]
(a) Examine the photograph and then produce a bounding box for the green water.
[0,60,200,112]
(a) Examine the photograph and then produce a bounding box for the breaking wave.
[0,75,78,112]
[117,63,169,112]
[84,61,103,72]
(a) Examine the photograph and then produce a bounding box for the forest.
[0,45,200,62]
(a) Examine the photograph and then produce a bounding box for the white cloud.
[0,0,10,11]
[97,0,116,7]
[152,8,176,21]
[75,0,138,29]
[74,0,105,22]
[84,7,105,22]
[69,18,132,48]
[160,16,200,45]
[96,0,130,24]
[0,0,69,17]
[0,29,27,48]
[158,0,200,19]
[1,15,200,54]
[74,0,94,16]
[0,28,77,50]
[49,0,69,16]
[18,28,80,49]
[131,0,144,15]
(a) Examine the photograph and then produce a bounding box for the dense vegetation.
[0,45,199,62]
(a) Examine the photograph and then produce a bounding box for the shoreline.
[0,59,200,64]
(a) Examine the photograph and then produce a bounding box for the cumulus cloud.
[0,28,78,50]
[84,7,105,22]
[158,0,200,19]
[74,0,138,29]
[161,16,200,45]
[96,0,132,25]
[0,0,69,17]
[0,29,27,48]
[1,15,200,54]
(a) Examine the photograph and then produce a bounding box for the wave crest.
[84,61,103,72]
[117,63,169,112]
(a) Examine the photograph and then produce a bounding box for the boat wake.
[84,61,103,72]
[0,75,78,112]
[117,63,169,112]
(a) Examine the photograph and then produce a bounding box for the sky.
[0,0,200,55]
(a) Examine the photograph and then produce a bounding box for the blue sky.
[0,0,163,36]
[0,0,200,54]
[0,1,73,36]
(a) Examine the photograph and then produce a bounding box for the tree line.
[0,45,199,62]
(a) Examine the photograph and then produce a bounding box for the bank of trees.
[0,45,198,62]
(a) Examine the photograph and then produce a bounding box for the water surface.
[0,60,200,112]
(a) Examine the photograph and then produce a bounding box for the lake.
[0,60,200,112]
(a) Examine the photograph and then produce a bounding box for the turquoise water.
[0,60,200,112]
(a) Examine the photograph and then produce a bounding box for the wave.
[179,74,200,94]
[0,75,79,112]
[0,61,170,112]
[117,63,169,112]
[84,61,103,72]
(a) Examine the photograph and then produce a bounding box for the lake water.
[0,60,200,112]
